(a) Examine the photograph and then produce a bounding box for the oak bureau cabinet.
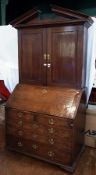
[5,5,93,172]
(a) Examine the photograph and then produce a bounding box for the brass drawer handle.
[17,141,23,147]
[49,118,54,125]
[18,120,23,126]
[32,144,38,150]
[17,112,23,118]
[18,130,23,136]
[49,138,54,145]
[48,128,54,134]
[48,151,54,157]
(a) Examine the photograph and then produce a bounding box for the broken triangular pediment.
[10,4,93,28]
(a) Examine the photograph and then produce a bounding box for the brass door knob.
[47,63,51,68]
[47,54,50,61]
[43,63,47,67]
[44,54,47,60]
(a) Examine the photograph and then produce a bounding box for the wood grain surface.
[6,84,81,119]
[0,124,96,175]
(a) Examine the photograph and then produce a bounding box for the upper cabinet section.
[10,5,93,89]
[10,5,93,28]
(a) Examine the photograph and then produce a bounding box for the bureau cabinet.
[6,5,92,172]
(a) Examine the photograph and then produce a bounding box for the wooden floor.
[0,124,96,175]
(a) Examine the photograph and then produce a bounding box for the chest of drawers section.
[5,108,76,168]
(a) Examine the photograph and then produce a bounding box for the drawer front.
[6,109,34,125]
[6,123,72,139]
[6,108,73,151]
[6,125,72,151]
[6,135,72,165]
[6,108,74,129]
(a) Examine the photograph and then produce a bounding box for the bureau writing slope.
[5,5,92,172]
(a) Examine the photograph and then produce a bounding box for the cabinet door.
[19,29,47,85]
[47,27,78,87]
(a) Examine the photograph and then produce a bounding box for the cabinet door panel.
[47,27,77,87]
[19,29,46,85]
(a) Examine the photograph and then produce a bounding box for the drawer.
[6,135,24,151]
[30,142,73,165]
[6,122,72,138]
[6,108,74,129]
[6,135,72,165]
[6,124,73,151]
[6,109,34,124]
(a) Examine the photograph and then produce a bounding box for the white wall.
[86,17,96,101]
[0,25,19,92]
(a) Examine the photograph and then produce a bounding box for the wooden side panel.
[18,29,47,85]
[47,26,78,87]
[76,26,87,88]
[72,89,86,160]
